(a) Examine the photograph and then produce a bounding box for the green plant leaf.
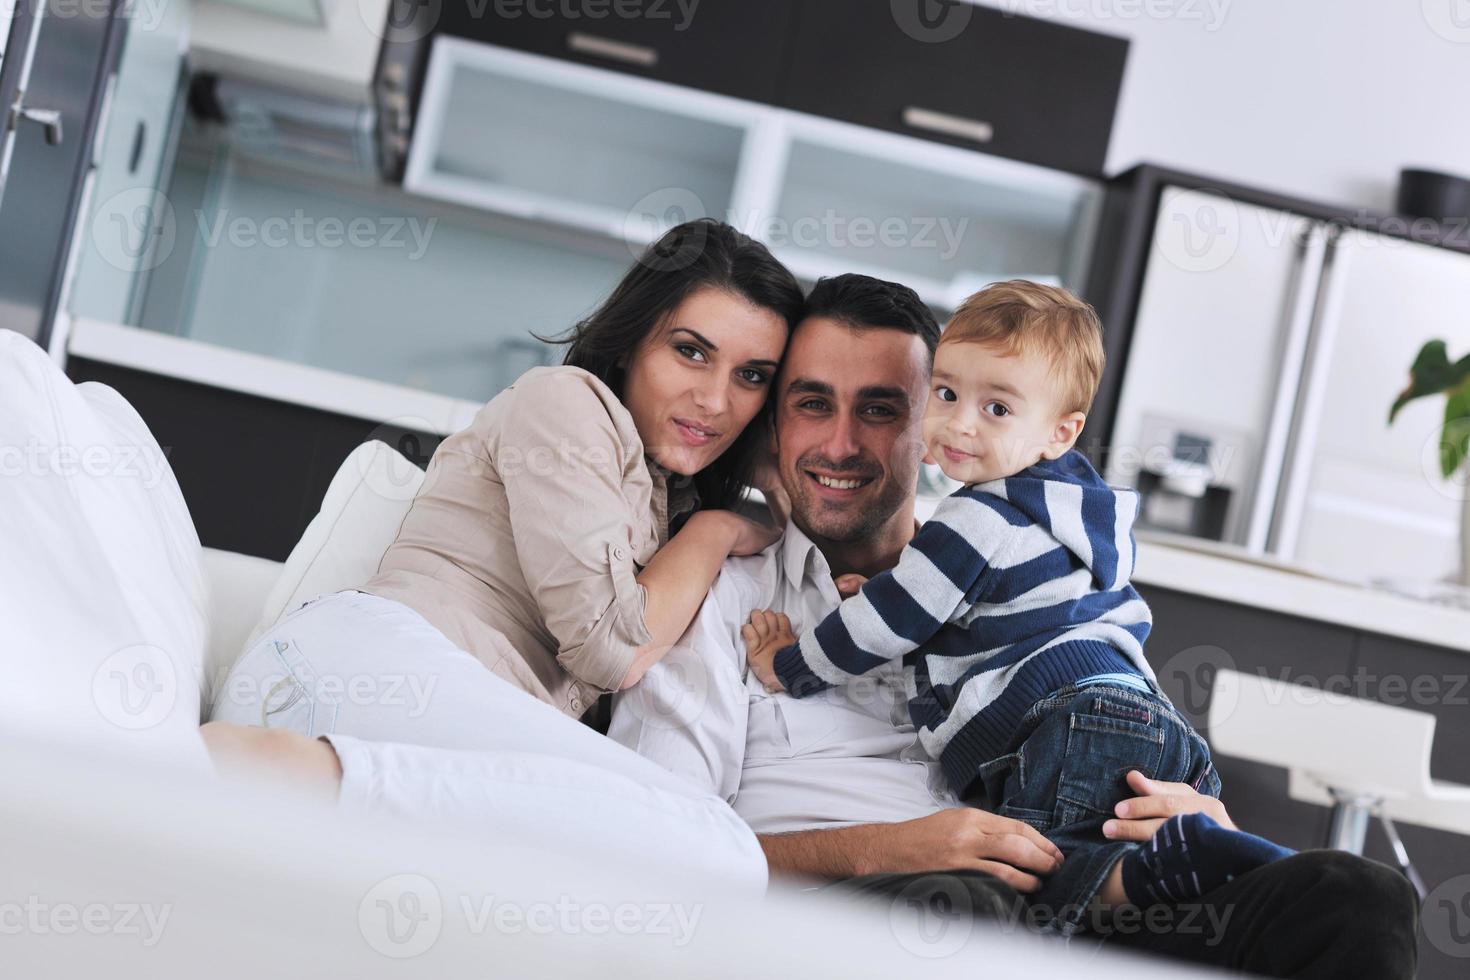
[1440,381,1470,479]
[1391,340,1454,424]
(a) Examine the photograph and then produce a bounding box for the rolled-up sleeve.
[496,374,653,693]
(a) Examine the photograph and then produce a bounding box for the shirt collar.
[778,519,832,591]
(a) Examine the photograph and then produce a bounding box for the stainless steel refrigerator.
[1098,174,1470,587]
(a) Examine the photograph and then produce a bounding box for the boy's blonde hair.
[942,280,1105,415]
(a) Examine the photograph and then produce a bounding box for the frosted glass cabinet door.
[68,0,187,325]
[1107,187,1315,546]
[769,119,1101,312]
[406,40,761,245]
[1285,234,1470,584]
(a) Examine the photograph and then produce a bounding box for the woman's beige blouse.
[362,366,698,718]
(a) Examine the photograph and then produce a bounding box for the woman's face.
[622,286,789,477]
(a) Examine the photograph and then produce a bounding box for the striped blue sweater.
[772,449,1156,793]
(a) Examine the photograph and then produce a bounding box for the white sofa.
[0,329,1211,979]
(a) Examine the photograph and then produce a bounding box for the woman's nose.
[692,377,729,417]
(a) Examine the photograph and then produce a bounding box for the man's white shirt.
[608,521,957,835]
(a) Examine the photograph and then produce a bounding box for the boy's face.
[921,340,1085,485]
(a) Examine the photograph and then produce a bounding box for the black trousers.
[825,851,1419,979]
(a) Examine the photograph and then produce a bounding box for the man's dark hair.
[801,273,941,356]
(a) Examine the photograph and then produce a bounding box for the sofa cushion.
[247,440,424,648]
[0,330,208,763]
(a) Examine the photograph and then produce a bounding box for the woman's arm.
[620,510,778,689]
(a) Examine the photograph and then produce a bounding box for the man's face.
[771,316,930,544]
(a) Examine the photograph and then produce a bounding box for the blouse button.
[612,546,627,562]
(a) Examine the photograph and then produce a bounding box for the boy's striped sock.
[1120,812,1294,907]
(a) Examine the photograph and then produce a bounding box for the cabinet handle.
[566,32,659,68]
[9,101,64,146]
[901,106,992,145]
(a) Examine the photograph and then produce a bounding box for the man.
[609,274,1418,977]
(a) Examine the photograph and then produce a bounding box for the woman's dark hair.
[541,219,804,510]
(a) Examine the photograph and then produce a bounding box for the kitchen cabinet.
[784,0,1127,176]
[437,0,796,105]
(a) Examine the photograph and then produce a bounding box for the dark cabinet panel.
[65,359,438,562]
[783,0,1127,175]
[437,0,798,104]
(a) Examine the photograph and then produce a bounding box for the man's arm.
[758,808,1064,893]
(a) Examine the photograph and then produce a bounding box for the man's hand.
[1102,770,1237,841]
[741,609,794,693]
[759,807,1065,892]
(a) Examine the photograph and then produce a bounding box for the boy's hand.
[833,573,868,598]
[742,609,796,693]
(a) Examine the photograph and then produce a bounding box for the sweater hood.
[975,449,1141,591]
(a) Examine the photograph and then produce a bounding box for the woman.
[204,220,803,892]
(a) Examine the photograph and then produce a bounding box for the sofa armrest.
[200,547,284,713]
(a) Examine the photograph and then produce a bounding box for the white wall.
[989,0,1470,211]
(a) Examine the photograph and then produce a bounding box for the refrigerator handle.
[1266,226,1354,559]
[1243,223,1330,553]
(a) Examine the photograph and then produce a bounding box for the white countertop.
[1133,532,1470,653]
[916,495,1470,653]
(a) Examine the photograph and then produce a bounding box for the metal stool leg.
[1326,790,1378,854]
[1377,811,1429,901]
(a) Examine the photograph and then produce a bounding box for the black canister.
[1397,168,1470,223]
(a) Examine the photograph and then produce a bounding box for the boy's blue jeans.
[972,682,1222,936]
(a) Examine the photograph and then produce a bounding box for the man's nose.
[819,414,861,463]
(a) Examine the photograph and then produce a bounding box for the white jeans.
[208,590,767,894]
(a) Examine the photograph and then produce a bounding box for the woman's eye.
[737,368,769,385]
[675,343,707,363]
[936,386,957,402]
[985,402,1010,418]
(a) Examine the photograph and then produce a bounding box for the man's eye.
[798,399,827,411]
[985,402,1010,418]
[936,386,957,402]
[675,343,707,363]
[863,404,895,418]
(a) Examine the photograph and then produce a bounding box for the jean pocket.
[1054,710,1165,827]
[997,803,1054,834]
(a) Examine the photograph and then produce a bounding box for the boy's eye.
[984,402,1010,418]
[936,386,957,402]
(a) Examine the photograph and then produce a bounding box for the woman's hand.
[721,511,783,557]
[741,609,793,693]
[1102,770,1237,842]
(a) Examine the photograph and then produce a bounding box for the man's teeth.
[816,475,868,490]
